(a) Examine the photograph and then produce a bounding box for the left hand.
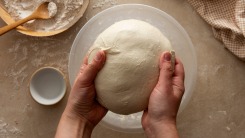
[56,50,107,138]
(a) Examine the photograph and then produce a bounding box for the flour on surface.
[0,119,22,136]
[92,0,118,9]
[4,36,69,90]
[217,111,227,115]
[48,2,57,18]
[4,0,84,31]
[4,65,28,90]
[226,126,231,131]
[23,104,32,113]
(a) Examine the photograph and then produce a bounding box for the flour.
[48,2,57,18]
[4,37,69,90]
[0,119,22,136]
[23,104,32,113]
[92,0,117,9]
[4,0,84,31]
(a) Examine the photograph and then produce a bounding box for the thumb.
[75,50,106,88]
[156,51,174,93]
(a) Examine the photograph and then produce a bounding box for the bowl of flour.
[0,0,89,36]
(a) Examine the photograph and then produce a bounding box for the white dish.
[30,67,66,105]
[69,4,197,133]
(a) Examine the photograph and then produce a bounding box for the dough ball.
[88,19,173,115]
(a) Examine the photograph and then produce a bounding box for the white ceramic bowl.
[69,4,197,133]
[30,67,66,105]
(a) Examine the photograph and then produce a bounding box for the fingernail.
[95,51,102,61]
[170,51,175,73]
[163,52,171,61]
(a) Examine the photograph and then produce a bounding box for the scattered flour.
[4,37,69,90]
[226,126,231,131]
[198,64,232,82]
[217,111,227,115]
[4,0,84,31]
[48,2,57,18]
[4,65,28,90]
[5,42,29,90]
[92,0,118,9]
[0,119,22,137]
[23,104,32,113]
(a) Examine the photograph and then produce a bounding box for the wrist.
[144,119,178,138]
[55,111,94,138]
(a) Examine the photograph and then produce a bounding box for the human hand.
[55,50,107,138]
[64,50,107,125]
[142,51,185,138]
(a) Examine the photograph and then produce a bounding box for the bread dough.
[88,19,173,115]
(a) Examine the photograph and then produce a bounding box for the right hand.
[141,51,185,138]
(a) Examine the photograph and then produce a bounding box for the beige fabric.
[188,0,245,60]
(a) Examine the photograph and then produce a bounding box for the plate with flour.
[69,4,197,133]
[0,0,89,36]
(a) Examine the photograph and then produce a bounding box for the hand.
[55,50,107,138]
[65,50,107,125]
[142,51,185,138]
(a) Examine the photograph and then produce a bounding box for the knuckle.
[175,85,185,93]
[163,62,173,72]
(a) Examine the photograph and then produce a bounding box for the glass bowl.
[68,4,197,133]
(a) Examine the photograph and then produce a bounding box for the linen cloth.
[188,0,245,60]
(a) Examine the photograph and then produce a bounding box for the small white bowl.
[29,67,67,105]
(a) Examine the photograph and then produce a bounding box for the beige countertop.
[0,0,245,138]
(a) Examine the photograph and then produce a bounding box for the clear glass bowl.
[69,4,197,133]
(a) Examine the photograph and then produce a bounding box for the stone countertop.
[0,0,244,137]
